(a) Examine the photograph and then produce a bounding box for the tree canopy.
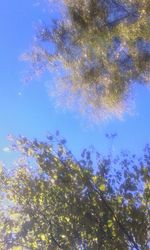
[23,0,150,121]
[0,134,149,249]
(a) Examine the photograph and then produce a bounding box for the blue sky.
[0,0,150,166]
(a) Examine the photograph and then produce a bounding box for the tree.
[0,133,149,249]
[23,0,150,121]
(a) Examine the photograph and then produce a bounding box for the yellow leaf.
[117,196,123,204]
[65,217,70,222]
[53,174,57,180]
[32,242,38,248]
[12,247,23,250]
[27,148,33,156]
[99,184,106,191]
[108,220,113,228]
[40,233,46,241]
[92,176,98,183]
[145,182,150,189]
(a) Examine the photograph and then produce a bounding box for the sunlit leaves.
[0,135,149,249]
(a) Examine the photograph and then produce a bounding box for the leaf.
[12,247,23,250]
[27,148,34,156]
[92,176,98,183]
[32,241,38,248]
[53,174,57,180]
[99,184,106,191]
[108,220,113,228]
[40,233,46,241]
[117,196,123,204]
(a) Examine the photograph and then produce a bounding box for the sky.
[0,0,150,167]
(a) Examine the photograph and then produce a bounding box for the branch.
[52,153,140,249]
[90,181,140,250]
[38,137,141,249]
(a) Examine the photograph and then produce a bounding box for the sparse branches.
[23,0,150,122]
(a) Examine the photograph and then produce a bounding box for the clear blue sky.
[0,0,150,166]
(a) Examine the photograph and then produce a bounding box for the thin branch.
[90,181,140,250]
[51,147,140,250]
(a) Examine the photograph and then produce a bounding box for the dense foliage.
[0,134,149,249]
[23,0,150,121]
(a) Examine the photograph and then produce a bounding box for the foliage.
[23,0,150,121]
[0,134,149,249]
